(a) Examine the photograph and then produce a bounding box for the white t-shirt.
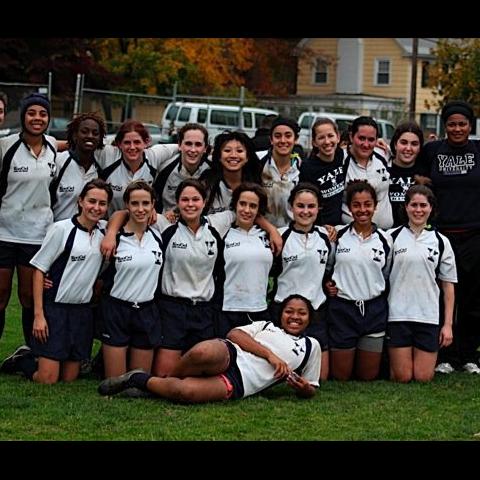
[387,225,457,325]
[232,321,321,398]
[30,217,106,304]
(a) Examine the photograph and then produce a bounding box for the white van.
[161,102,278,143]
[297,111,395,150]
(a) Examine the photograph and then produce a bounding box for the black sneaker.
[98,369,146,396]
[0,345,31,374]
[117,387,155,399]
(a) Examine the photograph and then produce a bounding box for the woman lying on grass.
[98,294,321,402]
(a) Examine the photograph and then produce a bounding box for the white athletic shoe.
[462,362,480,374]
[435,362,455,374]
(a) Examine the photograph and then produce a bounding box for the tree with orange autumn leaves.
[90,38,300,96]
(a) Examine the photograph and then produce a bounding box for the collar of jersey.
[121,153,146,172]
[72,214,98,232]
[289,221,317,235]
[178,216,208,227]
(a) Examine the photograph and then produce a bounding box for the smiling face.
[280,298,310,336]
[405,193,432,227]
[125,188,153,226]
[271,125,295,157]
[291,191,319,231]
[220,139,248,173]
[235,190,259,230]
[23,105,49,136]
[394,132,421,167]
[349,190,376,227]
[445,113,471,146]
[78,188,109,227]
[312,123,339,161]
[177,185,206,224]
[74,118,102,153]
[118,131,148,164]
[179,129,207,172]
[350,125,377,162]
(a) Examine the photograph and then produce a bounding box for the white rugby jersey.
[260,153,300,227]
[387,225,457,325]
[160,210,235,302]
[332,224,393,301]
[232,321,321,398]
[341,150,393,229]
[153,154,211,213]
[207,180,233,214]
[222,225,273,312]
[95,144,178,214]
[52,150,100,221]
[102,225,164,303]
[271,224,333,309]
[0,133,57,244]
[30,216,106,304]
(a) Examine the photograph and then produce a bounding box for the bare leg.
[33,357,60,384]
[320,350,329,382]
[330,348,355,380]
[389,347,413,383]
[103,344,128,378]
[173,339,230,378]
[146,375,229,403]
[413,348,437,382]
[153,348,182,377]
[355,350,382,381]
[129,347,154,373]
[61,360,81,382]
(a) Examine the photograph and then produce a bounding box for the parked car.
[47,117,70,140]
[297,111,395,151]
[104,123,165,146]
[161,102,278,144]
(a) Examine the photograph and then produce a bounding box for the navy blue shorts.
[269,301,329,350]
[158,296,219,352]
[99,296,162,349]
[0,240,41,268]
[386,321,440,353]
[328,295,388,349]
[222,340,245,400]
[31,302,94,362]
[218,310,271,338]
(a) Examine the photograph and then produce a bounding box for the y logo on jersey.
[292,340,305,356]
[48,162,56,177]
[260,235,270,249]
[427,248,438,263]
[372,248,384,262]
[376,167,388,182]
[205,241,215,256]
[317,249,328,264]
[151,250,162,265]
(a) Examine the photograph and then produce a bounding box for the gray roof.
[395,38,438,57]
[296,38,438,58]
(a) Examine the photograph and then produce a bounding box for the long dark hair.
[202,131,262,212]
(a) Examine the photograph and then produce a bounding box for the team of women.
[0,92,477,402]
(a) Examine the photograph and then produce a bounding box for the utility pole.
[409,38,419,121]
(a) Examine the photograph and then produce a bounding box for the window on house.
[375,59,391,85]
[314,60,328,84]
[421,61,430,88]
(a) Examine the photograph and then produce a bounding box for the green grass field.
[1,288,480,441]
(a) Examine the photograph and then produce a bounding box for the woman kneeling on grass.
[387,185,457,382]
[98,295,321,402]
[9,179,112,383]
